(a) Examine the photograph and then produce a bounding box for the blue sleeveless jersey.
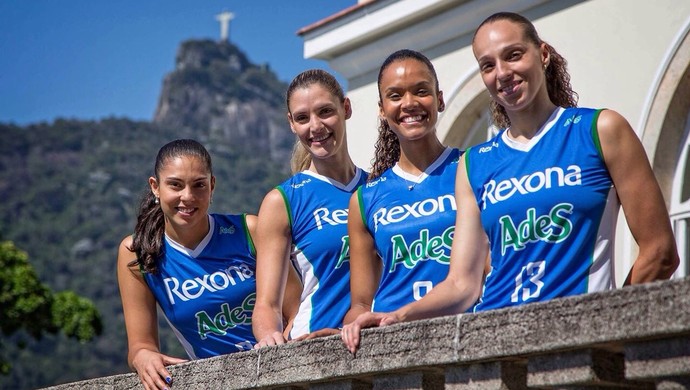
[467,107,618,312]
[143,213,257,359]
[359,148,461,312]
[277,168,367,338]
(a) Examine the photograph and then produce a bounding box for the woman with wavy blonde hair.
[252,69,367,346]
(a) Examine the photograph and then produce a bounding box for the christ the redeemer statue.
[215,11,234,42]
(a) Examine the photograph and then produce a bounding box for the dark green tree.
[0,240,103,375]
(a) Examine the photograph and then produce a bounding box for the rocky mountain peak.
[175,39,249,73]
[154,39,292,163]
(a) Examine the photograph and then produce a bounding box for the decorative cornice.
[301,0,551,79]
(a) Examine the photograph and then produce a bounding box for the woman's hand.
[254,331,287,349]
[131,348,187,390]
[341,312,401,354]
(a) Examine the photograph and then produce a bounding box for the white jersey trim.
[301,168,364,192]
[588,185,619,292]
[161,307,199,360]
[164,214,214,259]
[392,147,453,185]
[289,247,318,339]
[502,107,565,152]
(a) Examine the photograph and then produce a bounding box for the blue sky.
[0,1,354,125]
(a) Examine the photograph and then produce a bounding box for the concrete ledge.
[43,277,690,389]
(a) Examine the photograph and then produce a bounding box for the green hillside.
[0,39,292,390]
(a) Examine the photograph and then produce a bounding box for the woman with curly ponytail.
[342,49,463,334]
[342,12,678,354]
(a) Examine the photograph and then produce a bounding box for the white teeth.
[403,115,423,123]
[178,208,194,213]
[500,82,518,94]
[312,133,331,142]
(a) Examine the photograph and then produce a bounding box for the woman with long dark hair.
[118,139,296,389]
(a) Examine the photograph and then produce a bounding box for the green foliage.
[52,292,103,342]
[0,241,103,376]
[0,117,290,389]
[0,241,55,337]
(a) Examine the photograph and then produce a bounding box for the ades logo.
[219,225,236,235]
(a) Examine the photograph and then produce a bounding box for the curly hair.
[286,69,346,173]
[128,139,213,274]
[370,118,401,180]
[474,12,578,129]
[369,49,440,180]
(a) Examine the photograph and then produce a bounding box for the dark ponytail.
[129,191,165,273]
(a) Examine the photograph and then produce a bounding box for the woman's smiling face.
[473,19,550,115]
[150,155,214,239]
[287,83,351,162]
[378,57,444,143]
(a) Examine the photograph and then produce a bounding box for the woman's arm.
[252,189,295,347]
[597,109,679,284]
[246,212,301,340]
[342,158,489,352]
[117,236,187,389]
[343,191,382,324]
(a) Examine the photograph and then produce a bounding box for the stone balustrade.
[44,276,690,389]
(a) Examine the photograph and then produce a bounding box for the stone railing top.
[43,276,690,389]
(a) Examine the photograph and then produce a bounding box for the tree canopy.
[0,240,103,375]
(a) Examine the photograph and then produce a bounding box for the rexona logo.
[313,207,349,230]
[373,194,456,232]
[163,263,254,305]
[499,203,573,256]
[389,226,454,272]
[291,178,312,189]
[478,141,500,154]
[365,176,387,188]
[195,292,254,340]
[481,165,581,210]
